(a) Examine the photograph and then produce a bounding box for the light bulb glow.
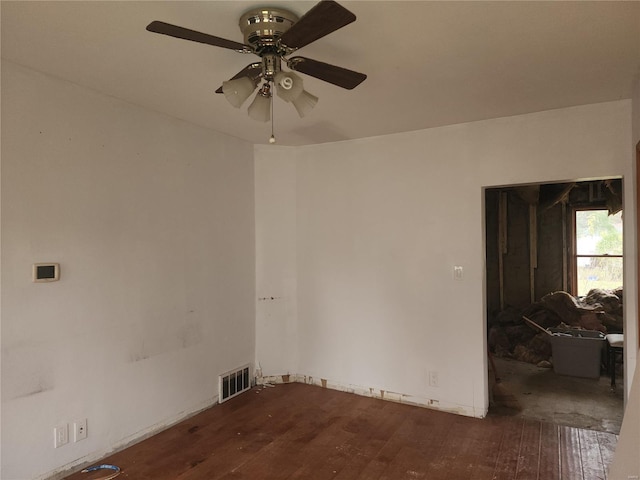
[274,71,304,103]
[280,77,293,90]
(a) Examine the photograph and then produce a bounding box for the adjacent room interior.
[485,180,625,433]
[1,1,639,479]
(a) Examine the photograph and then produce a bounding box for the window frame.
[570,207,623,296]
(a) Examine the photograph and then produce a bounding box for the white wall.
[608,73,640,480]
[609,359,640,479]
[1,61,256,480]
[2,58,635,480]
[255,100,634,418]
[255,147,298,377]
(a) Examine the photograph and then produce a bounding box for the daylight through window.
[574,209,623,296]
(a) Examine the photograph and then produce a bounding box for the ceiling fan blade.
[146,21,250,52]
[279,0,356,50]
[288,57,366,90]
[215,63,263,94]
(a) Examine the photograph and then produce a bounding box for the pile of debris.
[489,288,623,366]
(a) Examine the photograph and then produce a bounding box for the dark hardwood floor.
[66,383,617,480]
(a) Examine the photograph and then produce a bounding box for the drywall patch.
[259,375,289,385]
[321,378,327,388]
[382,391,403,403]
[282,374,291,383]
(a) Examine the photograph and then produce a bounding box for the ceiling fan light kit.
[274,71,304,103]
[247,84,273,123]
[222,76,256,108]
[292,90,319,118]
[147,0,367,142]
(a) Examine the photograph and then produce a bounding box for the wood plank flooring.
[65,383,618,480]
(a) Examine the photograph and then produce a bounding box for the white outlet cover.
[54,425,68,448]
[73,419,88,442]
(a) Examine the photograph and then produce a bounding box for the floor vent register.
[219,364,251,403]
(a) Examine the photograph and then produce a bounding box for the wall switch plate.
[73,418,88,442]
[54,424,68,448]
[453,266,463,280]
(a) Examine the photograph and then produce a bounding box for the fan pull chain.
[269,82,276,144]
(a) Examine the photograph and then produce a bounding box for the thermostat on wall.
[33,263,60,282]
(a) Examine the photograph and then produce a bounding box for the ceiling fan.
[146,0,367,135]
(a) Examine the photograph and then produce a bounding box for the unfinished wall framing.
[486,179,625,365]
[486,179,623,313]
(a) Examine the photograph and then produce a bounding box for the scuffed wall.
[254,147,298,377]
[1,61,256,480]
[255,100,634,420]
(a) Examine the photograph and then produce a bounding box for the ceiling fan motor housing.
[239,8,298,48]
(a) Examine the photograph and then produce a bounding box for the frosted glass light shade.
[247,92,272,122]
[222,77,256,108]
[274,71,304,102]
[292,90,318,118]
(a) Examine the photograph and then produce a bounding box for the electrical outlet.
[429,370,439,387]
[54,424,69,448]
[73,418,88,442]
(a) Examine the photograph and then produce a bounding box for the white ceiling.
[2,1,639,146]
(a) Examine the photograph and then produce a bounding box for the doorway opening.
[485,178,624,434]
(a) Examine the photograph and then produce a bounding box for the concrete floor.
[490,357,624,434]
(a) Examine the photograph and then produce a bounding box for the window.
[574,209,623,296]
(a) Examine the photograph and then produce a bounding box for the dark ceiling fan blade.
[288,57,366,90]
[146,21,251,52]
[279,0,356,49]
[215,63,263,93]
